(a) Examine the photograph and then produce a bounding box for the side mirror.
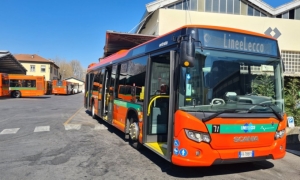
[180,35,195,67]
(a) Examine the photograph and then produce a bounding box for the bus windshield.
[178,49,284,113]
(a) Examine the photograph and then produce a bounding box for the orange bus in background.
[8,74,45,98]
[52,80,73,95]
[0,73,10,97]
[44,81,52,95]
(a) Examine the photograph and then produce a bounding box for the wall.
[20,62,50,81]
[153,9,300,52]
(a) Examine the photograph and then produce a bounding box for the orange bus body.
[84,25,286,167]
[52,80,73,95]
[0,73,10,97]
[8,74,45,98]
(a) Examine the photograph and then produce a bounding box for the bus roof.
[88,25,277,72]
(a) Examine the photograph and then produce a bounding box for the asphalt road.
[0,94,299,180]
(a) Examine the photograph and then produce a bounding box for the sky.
[0,0,293,69]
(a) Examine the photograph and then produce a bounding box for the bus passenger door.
[102,66,113,123]
[144,51,172,159]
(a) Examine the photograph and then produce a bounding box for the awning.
[103,31,157,58]
[0,51,27,74]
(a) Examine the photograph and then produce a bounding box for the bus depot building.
[137,0,300,77]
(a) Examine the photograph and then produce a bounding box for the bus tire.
[128,117,142,149]
[92,103,96,119]
[13,91,21,98]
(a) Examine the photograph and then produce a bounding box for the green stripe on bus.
[114,99,142,111]
[206,123,278,134]
[10,87,37,90]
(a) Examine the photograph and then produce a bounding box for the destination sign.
[198,29,278,56]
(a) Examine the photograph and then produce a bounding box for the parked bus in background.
[8,74,45,98]
[84,25,286,167]
[72,83,80,94]
[44,81,52,95]
[0,73,10,97]
[52,80,73,95]
[78,83,83,93]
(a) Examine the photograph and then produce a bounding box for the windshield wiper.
[202,109,242,122]
[250,104,283,121]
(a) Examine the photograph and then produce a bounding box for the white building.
[135,0,300,77]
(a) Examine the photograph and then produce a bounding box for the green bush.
[284,77,300,126]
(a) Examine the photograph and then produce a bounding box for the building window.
[254,8,260,16]
[248,5,254,16]
[282,11,289,19]
[248,4,267,17]
[295,7,300,20]
[205,0,240,14]
[227,0,234,14]
[205,0,212,12]
[50,66,53,73]
[41,65,46,73]
[175,2,182,9]
[179,0,198,11]
[190,0,197,11]
[233,0,240,14]
[30,65,35,72]
[282,51,300,75]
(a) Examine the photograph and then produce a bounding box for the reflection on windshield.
[178,49,283,113]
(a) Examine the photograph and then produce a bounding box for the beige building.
[137,0,300,77]
[14,54,59,81]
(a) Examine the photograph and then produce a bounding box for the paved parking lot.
[0,94,300,180]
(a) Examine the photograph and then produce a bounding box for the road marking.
[34,126,50,132]
[94,124,108,130]
[286,149,300,156]
[64,124,82,130]
[0,128,20,135]
[63,106,84,125]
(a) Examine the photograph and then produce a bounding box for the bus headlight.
[184,129,211,143]
[275,129,285,139]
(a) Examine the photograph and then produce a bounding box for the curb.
[286,149,300,156]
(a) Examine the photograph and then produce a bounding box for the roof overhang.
[146,0,300,16]
[146,0,179,12]
[103,31,157,58]
[0,51,27,74]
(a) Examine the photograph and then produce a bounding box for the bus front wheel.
[128,117,142,149]
[13,91,21,98]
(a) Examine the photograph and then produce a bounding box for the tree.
[284,77,300,126]
[53,57,85,81]
[252,73,275,98]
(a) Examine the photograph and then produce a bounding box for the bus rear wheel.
[13,91,21,98]
[128,117,142,149]
[92,103,96,119]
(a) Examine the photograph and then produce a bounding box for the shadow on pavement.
[84,110,275,178]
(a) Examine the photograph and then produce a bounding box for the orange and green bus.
[84,25,286,167]
[8,74,45,98]
[0,73,10,97]
[52,80,73,95]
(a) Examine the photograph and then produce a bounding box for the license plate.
[239,151,254,158]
